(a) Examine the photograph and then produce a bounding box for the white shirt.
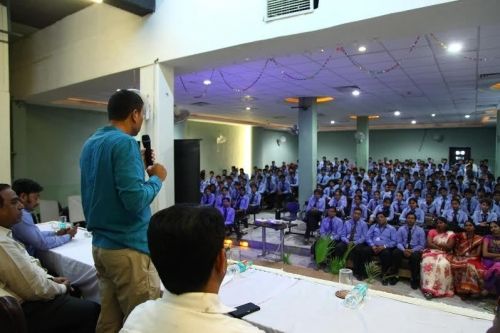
[0,226,66,303]
[121,291,263,333]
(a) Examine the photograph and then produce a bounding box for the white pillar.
[298,97,317,207]
[0,5,10,183]
[140,63,175,211]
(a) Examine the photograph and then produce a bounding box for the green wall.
[184,120,252,174]
[251,126,495,168]
[12,104,107,205]
[252,127,298,168]
[318,127,495,166]
[11,104,496,207]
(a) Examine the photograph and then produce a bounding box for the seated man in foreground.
[0,184,99,333]
[121,205,263,332]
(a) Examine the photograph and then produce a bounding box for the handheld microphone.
[141,135,154,167]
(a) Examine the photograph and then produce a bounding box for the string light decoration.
[336,35,421,75]
[429,33,488,62]
[177,33,493,98]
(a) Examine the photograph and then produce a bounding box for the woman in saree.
[482,221,500,295]
[421,217,456,299]
[450,220,485,297]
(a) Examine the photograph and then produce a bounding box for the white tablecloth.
[37,222,99,303]
[220,267,493,333]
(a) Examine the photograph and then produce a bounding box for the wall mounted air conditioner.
[265,0,318,22]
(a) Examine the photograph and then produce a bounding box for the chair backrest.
[39,200,60,222]
[68,195,86,223]
[0,296,27,333]
[286,201,300,217]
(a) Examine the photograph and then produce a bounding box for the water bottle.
[226,261,252,277]
[343,283,368,309]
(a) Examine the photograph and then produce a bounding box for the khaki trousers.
[92,247,161,333]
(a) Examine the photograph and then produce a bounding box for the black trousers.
[392,249,422,281]
[359,246,397,276]
[275,193,290,209]
[305,210,322,239]
[22,294,100,333]
[334,242,366,277]
[235,210,247,229]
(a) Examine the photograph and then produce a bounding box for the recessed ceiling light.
[464,114,470,119]
[447,42,463,53]
[245,57,251,61]
[245,106,251,111]
[320,49,325,53]
[431,113,436,117]
[411,120,417,124]
[352,89,360,96]
[490,82,500,90]
[203,79,212,85]
[91,0,103,3]
[394,110,401,116]
[358,46,367,52]
[330,120,335,124]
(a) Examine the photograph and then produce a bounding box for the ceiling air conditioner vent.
[265,0,316,22]
[190,101,211,106]
[479,73,500,79]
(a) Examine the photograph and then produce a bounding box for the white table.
[220,267,493,333]
[37,222,99,303]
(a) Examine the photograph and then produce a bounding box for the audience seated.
[11,179,77,257]
[199,156,499,299]
[120,205,263,333]
[0,184,99,333]
[421,217,455,299]
[363,212,398,285]
[304,189,325,244]
[450,221,485,298]
[482,221,500,296]
[393,213,426,289]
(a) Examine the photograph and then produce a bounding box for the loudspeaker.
[174,139,201,204]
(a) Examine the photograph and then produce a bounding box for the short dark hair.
[12,179,43,196]
[406,212,416,220]
[107,89,144,121]
[0,184,11,207]
[148,205,225,295]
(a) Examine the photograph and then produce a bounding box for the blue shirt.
[80,126,162,255]
[306,196,325,213]
[11,210,71,256]
[396,225,426,251]
[399,207,425,226]
[248,192,261,207]
[442,208,469,228]
[218,206,235,225]
[340,219,368,245]
[366,223,397,247]
[319,216,343,240]
[200,193,215,206]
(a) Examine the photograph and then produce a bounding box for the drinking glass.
[339,268,353,286]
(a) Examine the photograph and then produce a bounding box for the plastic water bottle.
[343,283,368,309]
[226,261,252,277]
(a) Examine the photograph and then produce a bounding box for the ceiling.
[173,24,500,130]
[11,1,500,131]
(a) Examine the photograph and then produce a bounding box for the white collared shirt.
[0,226,66,303]
[121,291,263,333]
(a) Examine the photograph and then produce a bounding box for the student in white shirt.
[121,205,263,333]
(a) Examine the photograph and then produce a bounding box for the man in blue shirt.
[304,189,326,244]
[362,212,397,285]
[392,213,426,289]
[11,179,77,257]
[335,207,368,280]
[80,89,167,333]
